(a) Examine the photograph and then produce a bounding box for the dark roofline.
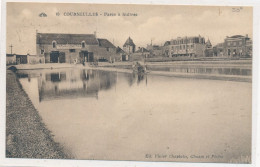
[116,46,125,54]
[37,33,99,45]
[164,41,170,46]
[229,35,245,38]
[171,36,205,41]
[97,38,116,48]
[6,54,14,57]
[123,37,135,47]
[37,32,95,36]
[6,53,28,57]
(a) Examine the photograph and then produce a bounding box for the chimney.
[246,34,248,38]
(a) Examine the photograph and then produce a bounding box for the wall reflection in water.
[148,66,251,76]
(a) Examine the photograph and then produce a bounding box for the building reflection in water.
[37,69,117,102]
[123,72,147,86]
[18,66,250,103]
[17,69,149,103]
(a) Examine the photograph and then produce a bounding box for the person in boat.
[133,61,145,73]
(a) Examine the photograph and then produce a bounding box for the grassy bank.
[6,70,72,159]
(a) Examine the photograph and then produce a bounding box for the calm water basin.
[17,68,252,162]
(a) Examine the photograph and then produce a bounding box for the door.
[16,57,20,65]
[122,54,126,61]
[80,51,89,63]
[59,52,66,63]
[21,55,27,64]
[88,52,94,62]
[50,51,59,63]
[84,52,89,62]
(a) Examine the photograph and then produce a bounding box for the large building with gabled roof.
[36,32,119,63]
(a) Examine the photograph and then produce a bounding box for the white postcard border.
[0,1,259,167]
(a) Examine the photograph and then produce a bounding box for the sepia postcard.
[0,1,260,167]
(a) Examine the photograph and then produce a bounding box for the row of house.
[6,33,252,65]
[164,34,252,58]
[123,34,252,59]
[6,54,44,65]
[122,37,164,61]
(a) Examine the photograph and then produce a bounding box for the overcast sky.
[6,3,252,55]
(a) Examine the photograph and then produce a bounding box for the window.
[69,49,76,52]
[239,41,242,46]
[82,41,85,48]
[228,42,231,46]
[52,41,56,48]
[233,42,236,46]
[40,49,44,54]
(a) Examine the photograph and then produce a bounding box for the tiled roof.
[36,33,99,45]
[116,46,125,54]
[97,38,116,48]
[206,39,212,46]
[230,35,244,38]
[135,47,149,53]
[171,36,205,43]
[123,37,135,47]
[6,54,14,57]
[6,54,27,57]
[164,41,170,46]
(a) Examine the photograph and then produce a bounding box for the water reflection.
[39,70,120,102]
[16,66,250,104]
[17,69,147,103]
[122,72,146,86]
[147,66,251,76]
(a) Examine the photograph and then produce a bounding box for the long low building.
[36,33,121,64]
[6,54,29,65]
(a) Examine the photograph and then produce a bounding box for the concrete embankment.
[6,70,72,159]
[11,60,252,83]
